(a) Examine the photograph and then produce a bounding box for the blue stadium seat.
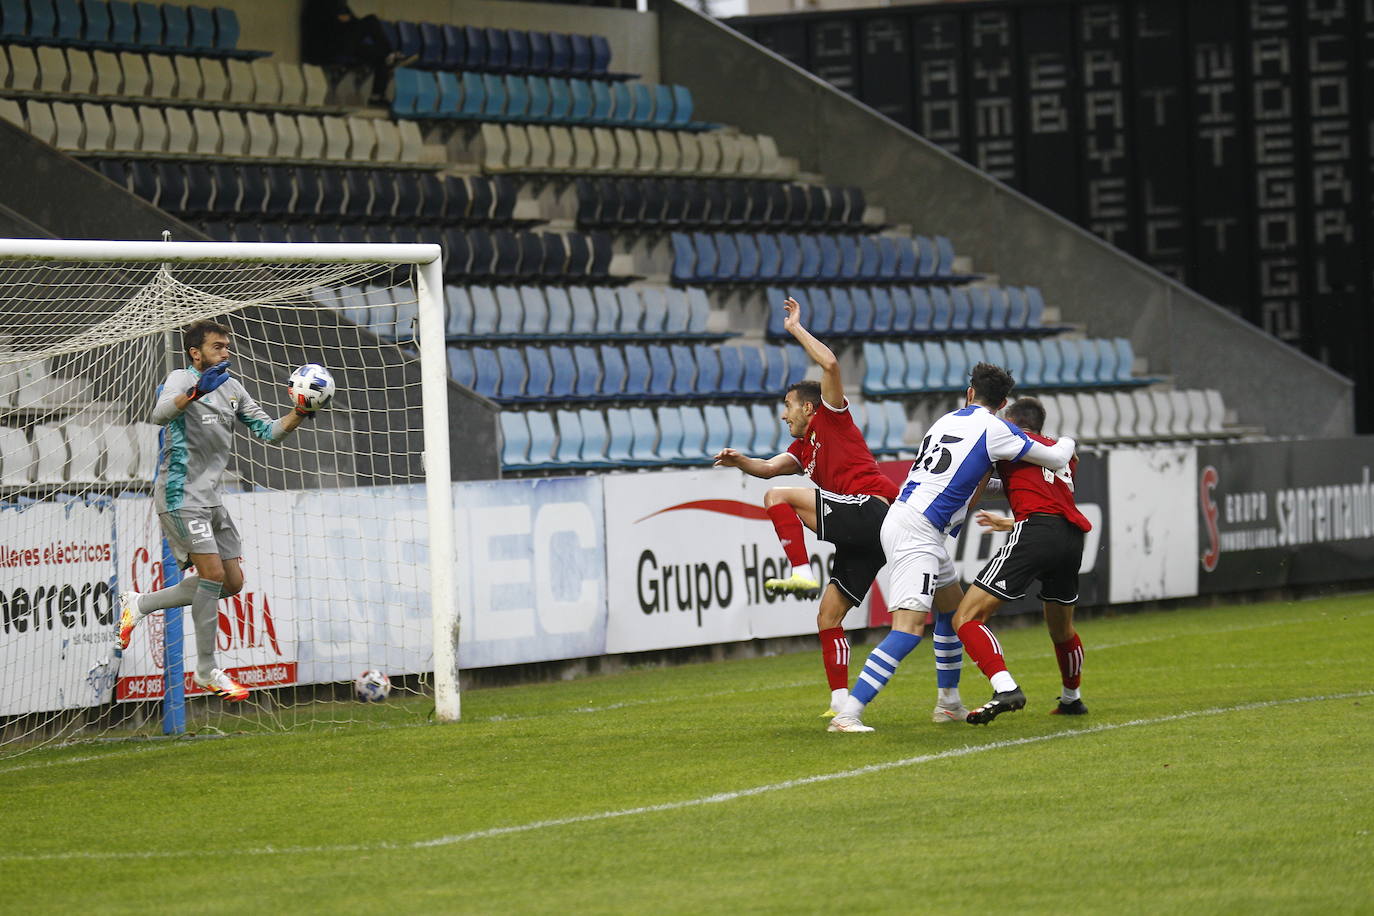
[461,25,486,70]
[776,234,802,280]
[526,411,557,466]
[883,401,909,453]
[670,84,694,128]
[678,405,707,462]
[640,288,668,334]
[702,404,730,456]
[496,347,526,401]
[861,400,885,448]
[568,287,597,336]
[718,346,744,396]
[807,235,830,281]
[1020,338,1043,387]
[54,0,82,42]
[592,287,620,336]
[929,288,951,331]
[1059,338,1085,386]
[693,343,721,393]
[1025,288,1046,329]
[628,406,660,464]
[569,32,592,77]
[915,235,937,280]
[1113,337,1136,382]
[669,344,696,397]
[571,345,600,399]
[606,408,634,463]
[493,285,522,337]
[440,23,465,70]
[548,346,576,399]
[922,341,947,391]
[948,288,971,331]
[755,234,781,280]
[445,287,473,338]
[484,26,508,71]
[1040,338,1064,386]
[881,341,906,392]
[527,29,550,74]
[885,287,911,333]
[458,72,485,118]
[599,344,627,397]
[434,71,461,117]
[901,341,926,391]
[724,403,753,450]
[519,286,549,336]
[935,236,958,278]
[500,412,531,468]
[623,344,652,397]
[848,288,873,336]
[909,288,932,332]
[614,287,642,336]
[447,347,476,388]
[548,31,571,75]
[894,237,917,280]
[82,0,112,45]
[862,342,888,395]
[1001,339,1026,387]
[578,408,610,465]
[738,346,766,396]
[525,74,551,121]
[987,288,1010,329]
[781,344,807,387]
[821,288,848,336]
[761,345,788,393]
[417,22,444,69]
[967,288,990,330]
[646,344,674,398]
[670,232,696,285]
[869,288,894,334]
[162,3,190,49]
[858,237,881,280]
[877,237,900,280]
[481,73,506,119]
[472,348,501,400]
[750,403,779,455]
[983,339,1006,375]
[1078,338,1101,385]
[656,406,684,463]
[554,409,582,464]
[503,74,530,120]
[1005,287,1029,329]
[107,0,136,46]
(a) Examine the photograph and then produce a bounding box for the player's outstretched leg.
[957,620,1025,725]
[763,494,820,596]
[828,629,922,733]
[115,575,206,650]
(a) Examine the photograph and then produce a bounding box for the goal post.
[0,238,459,756]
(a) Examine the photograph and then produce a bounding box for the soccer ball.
[355,670,391,702]
[288,363,336,412]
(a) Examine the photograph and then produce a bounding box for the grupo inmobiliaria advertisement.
[112,492,299,702]
[1197,438,1374,592]
[0,499,118,717]
[602,470,860,655]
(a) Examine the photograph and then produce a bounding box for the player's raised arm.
[782,296,844,410]
[712,447,802,479]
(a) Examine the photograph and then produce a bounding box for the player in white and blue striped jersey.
[829,363,1076,733]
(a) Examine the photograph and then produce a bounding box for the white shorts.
[880,501,958,613]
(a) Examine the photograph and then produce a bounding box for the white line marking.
[4,690,1368,864]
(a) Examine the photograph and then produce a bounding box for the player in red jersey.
[714,297,968,720]
[953,396,1092,724]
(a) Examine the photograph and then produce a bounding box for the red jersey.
[786,400,899,500]
[996,432,1092,531]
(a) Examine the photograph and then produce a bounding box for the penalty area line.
[4,689,1370,864]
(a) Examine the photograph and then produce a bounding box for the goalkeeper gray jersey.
[151,367,288,512]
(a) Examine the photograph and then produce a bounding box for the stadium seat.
[749,402,779,455]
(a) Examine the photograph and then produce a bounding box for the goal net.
[0,239,456,758]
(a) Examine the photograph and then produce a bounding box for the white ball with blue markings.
[355,670,391,702]
[288,363,335,412]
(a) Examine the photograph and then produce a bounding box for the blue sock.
[933,611,963,689]
[852,630,922,706]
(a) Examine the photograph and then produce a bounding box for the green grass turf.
[3,594,1372,914]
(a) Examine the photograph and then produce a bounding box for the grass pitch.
[3,594,1372,914]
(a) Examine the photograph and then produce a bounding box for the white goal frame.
[0,238,460,722]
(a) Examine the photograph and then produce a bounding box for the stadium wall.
[647,0,1355,441]
[8,439,1374,715]
[0,120,501,482]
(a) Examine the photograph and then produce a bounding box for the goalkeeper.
[115,320,328,701]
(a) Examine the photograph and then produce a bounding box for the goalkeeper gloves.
[186,360,231,401]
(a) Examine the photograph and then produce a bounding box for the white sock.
[793,564,813,579]
[1061,686,1081,702]
[990,670,1018,694]
[938,687,962,707]
[831,687,849,707]
[838,694,865,718]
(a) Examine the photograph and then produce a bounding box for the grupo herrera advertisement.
[113,492,298,701]
[603,470,862,654]
[0,499,118,716]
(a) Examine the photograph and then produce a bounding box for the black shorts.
[814,489,889,605]
[974,514,1085,605]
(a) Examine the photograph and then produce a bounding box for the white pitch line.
[3,690,1369,864]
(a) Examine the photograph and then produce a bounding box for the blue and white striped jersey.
[895,404,1052,536]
